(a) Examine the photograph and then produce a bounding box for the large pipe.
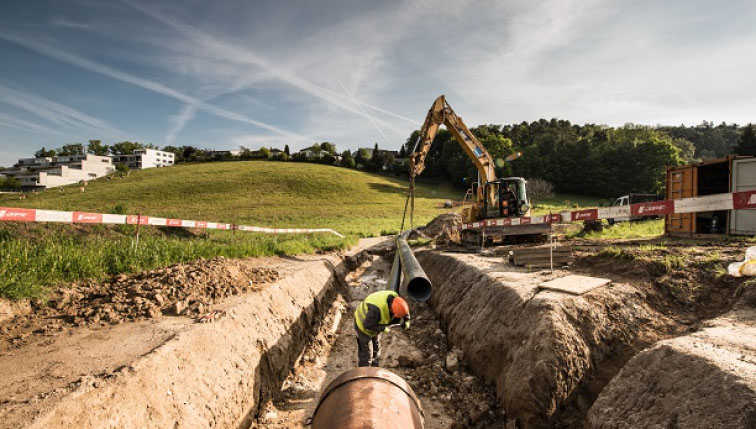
[310,367,424,429]
[396,238,432,302]
[387,250,402,293]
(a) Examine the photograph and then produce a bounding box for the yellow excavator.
[409,95,550,244]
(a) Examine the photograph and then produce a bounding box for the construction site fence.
[0,206,343,237]
[459,190,756,230]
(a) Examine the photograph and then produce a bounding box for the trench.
[9,238,748,428]
[249,242,749,429]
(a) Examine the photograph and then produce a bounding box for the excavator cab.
[482,178,530,219]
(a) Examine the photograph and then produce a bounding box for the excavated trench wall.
[25,256,354,429]
[417,250,681,428]
[586,291,756,428]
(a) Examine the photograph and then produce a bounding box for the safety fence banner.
[460,190,756,230]
[0,207,343,237]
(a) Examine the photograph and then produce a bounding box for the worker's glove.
[401,316,411,330]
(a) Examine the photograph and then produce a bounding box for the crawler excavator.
[409,95,550,245]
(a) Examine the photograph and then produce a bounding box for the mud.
[417,246,743,428]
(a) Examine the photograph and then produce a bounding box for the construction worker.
[354,290,410,367]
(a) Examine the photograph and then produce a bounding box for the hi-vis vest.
[354,290,397,337]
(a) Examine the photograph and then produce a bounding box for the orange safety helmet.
[391,296,410,318]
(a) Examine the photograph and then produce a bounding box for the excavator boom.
[409,95,496,184]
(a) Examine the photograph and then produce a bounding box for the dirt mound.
[2,257,280,347]
[586,307,756,428]
[416,249,741,428]
[418,213,462,244]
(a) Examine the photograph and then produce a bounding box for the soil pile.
[417,247,742,428]
[586,287,756,428]
[2,257,280,347]
[419,213,462,244]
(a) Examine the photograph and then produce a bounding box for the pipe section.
[387,250,402,293]
[311,367,424,429]
[396,238,432,302]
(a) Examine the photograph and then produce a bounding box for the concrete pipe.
[310,367,424,429]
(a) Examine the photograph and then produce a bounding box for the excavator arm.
[409,95,496,184]
[409,95,498,220]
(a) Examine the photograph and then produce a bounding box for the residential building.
[207,149,242,158]
[297,148,324,159]
[111,148,175,170]
[2,154,115,190]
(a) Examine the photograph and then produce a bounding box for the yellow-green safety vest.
[354,290,397,337]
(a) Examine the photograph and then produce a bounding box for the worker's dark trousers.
[355,323,380,367]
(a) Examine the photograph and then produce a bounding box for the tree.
[56,143,84,156]
[34,147,56,157]
[308,143,322,156]
[0,177,21,190]
[284,144,290,156]
[110,141,144,155]
[259,146,272,159]
[734,124,756,156]
[368,144,387,171]
[87,139,110,156]
[355,148,370,166]
[527,178,555,208]
[320,142,337,155]
[279,152,290,162]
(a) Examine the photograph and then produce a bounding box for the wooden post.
[549,212,554,273]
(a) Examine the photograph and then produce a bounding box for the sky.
[1,0,755,166]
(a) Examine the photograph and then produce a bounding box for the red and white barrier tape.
[459,190,756,230]
[0,207,343,237]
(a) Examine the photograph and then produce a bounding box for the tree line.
[402,120,756,198]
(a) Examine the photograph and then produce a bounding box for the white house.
[111,148,175,170]
[3,154,115,190]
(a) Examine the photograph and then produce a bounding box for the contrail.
[339,81,393,147]
[123,0,420,129]
[0,33,315,143]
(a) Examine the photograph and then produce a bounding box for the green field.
[0,161,462,299]
[0,161,461,236]
[0,161,622,299]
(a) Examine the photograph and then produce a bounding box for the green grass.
[531,193,604,215]
[0,161,464,299]
[576,219,665,240]
[0,161,460,236]
[0,224,356,299]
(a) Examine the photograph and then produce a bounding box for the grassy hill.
[0,161,462,299]
[1,161,460,236]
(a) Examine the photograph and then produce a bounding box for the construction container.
[731,157,756,234]
[665,155,756,236]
